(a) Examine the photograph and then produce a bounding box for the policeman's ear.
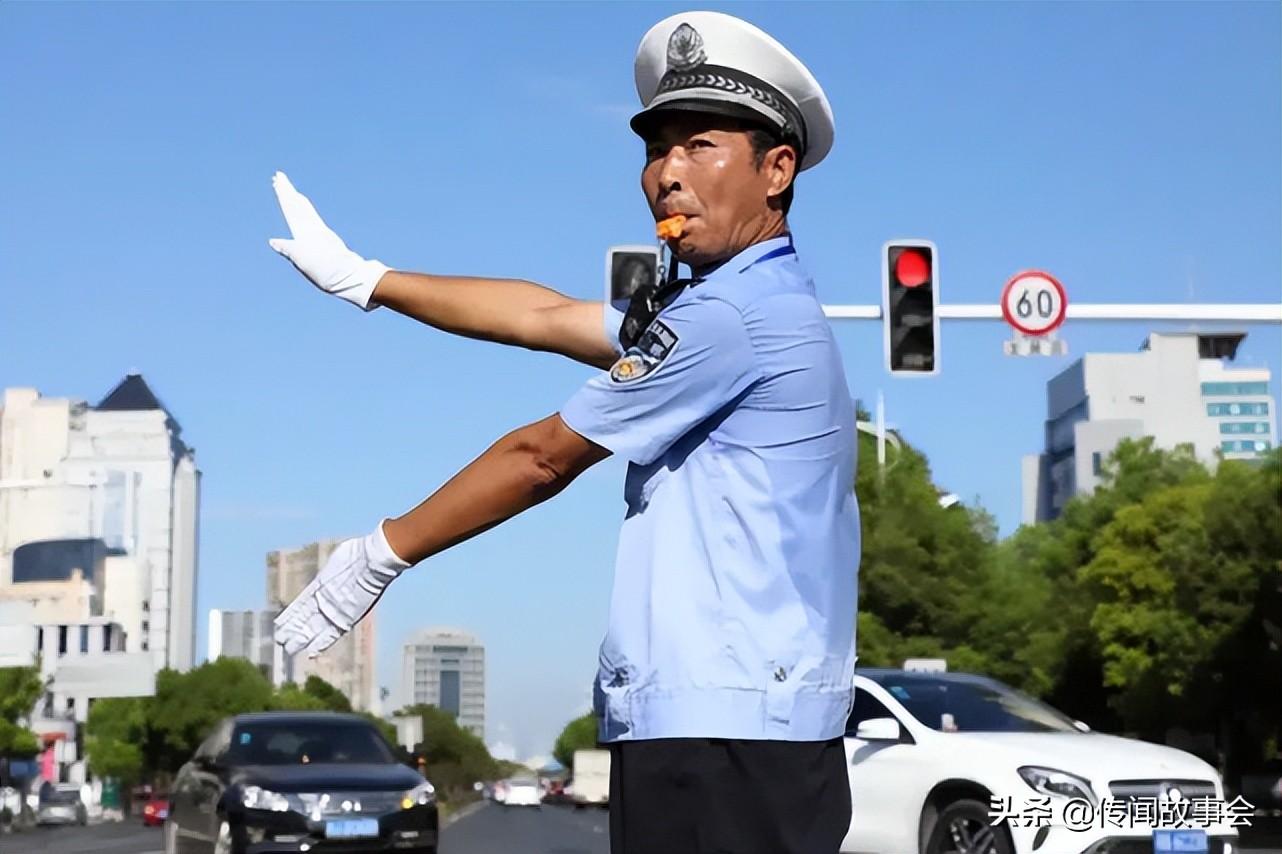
[762,144,797,215]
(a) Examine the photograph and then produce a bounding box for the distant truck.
[571,749,610,808]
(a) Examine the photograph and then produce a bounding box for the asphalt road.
[0,802,610,854]
[443,802,610,854]
[3,810,1275,854]
[0,820,164,853]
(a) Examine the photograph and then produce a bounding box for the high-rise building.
[208,608,276,679]
[400,628,485,739]
[0,376,201,671]
[1022,332,1276,523]
[266,540,375,710]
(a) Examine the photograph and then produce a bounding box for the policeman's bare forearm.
[371,271,564,342]
[381,414,609,565]
[372,271,617,368]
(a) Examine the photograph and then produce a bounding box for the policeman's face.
[641,112,795,269]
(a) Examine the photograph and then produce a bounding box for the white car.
[841,669,1240,854]
[499,778,542,808]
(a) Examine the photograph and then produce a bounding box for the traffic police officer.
[269,10,858,854]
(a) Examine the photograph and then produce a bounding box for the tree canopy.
[0,666,44,756]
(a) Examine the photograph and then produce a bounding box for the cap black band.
[649,64,806,153]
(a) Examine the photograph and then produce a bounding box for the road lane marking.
[442,799,489,828]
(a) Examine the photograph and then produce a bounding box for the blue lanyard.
[737,236,796,273]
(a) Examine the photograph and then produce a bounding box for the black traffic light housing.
[883,239,940,375]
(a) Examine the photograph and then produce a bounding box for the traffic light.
[605,245,661,313]
[882,239,939,375]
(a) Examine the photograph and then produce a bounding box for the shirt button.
[774,667,787,682]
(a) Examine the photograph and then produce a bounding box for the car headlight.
[1018,766,1097,805]
[401,781,435,809]
[241,785,291,812]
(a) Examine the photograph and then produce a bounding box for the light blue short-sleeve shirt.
[561,235,860,743]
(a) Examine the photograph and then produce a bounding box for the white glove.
[267,171,391,310]
[274,520,411,657]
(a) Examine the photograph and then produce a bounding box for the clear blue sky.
[2,2,1279,761]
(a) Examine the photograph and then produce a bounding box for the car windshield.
[44,788,80,804]
[226,721,395,766]
[866,672,1081,733]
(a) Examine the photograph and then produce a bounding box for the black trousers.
[608,738,851,854]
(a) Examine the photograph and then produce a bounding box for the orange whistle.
[657,215,686,240]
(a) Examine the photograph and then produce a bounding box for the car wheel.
[926,799,1014,854]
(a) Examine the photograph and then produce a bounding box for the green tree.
[0,666,43,755]
[852,417,1000,671]
[271,683,328,711]
[85,697,149,783]
[1080,451,1281,775]
[150,658,276,770]
[302,676,352,712]
[399,704,498,801]
[552,713,598,769]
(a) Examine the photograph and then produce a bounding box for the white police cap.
[631,11,834,172]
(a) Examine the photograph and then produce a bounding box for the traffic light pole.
[825,303,1282,322]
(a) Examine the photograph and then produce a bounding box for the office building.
[267,540,375,710]
[400,628,485,739]
[1023,332,1276,523]
[0,376,200,671]
[208,608,277,679]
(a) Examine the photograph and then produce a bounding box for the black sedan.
[166,711,437,854]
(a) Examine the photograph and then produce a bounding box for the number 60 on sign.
[1001,270,1069,336]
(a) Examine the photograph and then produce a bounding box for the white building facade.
[400,628,486,739]
[0,376,200,671]
[0,601,155,784]
[1022,332,1276,523]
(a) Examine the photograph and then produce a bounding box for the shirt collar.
[695,234,795,279]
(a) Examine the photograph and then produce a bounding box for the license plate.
[1153,829,1208,854]
[325,818,380,839]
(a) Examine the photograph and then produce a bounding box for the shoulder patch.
[608,319,680,384]
[636,320,679,361]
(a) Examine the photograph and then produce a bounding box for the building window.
[37,627,44,652]
[1208,402,1271,416]
[103,625,113,651]
[440,670,461,717]
[1202,381,1269,396]
[58,625,68,656]
[1221,440,1270,454]
[1209,402,1270,416]
[80,626,89,654]
[1091,452,1103,476]
[1221,422,1273,435]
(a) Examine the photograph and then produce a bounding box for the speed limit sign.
[1001,270,1068,336]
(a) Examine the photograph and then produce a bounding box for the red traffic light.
[894,249,930,288]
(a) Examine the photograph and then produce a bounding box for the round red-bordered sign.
[1001,270,1068,336]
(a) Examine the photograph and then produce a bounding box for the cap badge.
[666,23,707,73]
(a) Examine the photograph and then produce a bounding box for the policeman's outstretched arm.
[273,414,608,658]
[268,172,618,370]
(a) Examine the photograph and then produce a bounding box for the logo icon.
[610,353,655,384]
[666,23,707,72]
